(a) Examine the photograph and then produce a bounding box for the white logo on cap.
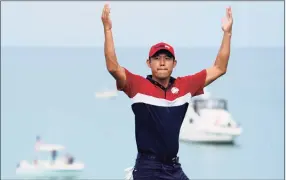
[165,45,170,49]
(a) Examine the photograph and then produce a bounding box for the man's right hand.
[101,4,112,31]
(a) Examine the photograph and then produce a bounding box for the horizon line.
[1,45,284,49]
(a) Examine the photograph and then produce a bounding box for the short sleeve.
[180,69,207,97]
[116,67,141,98]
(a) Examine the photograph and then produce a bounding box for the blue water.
[1,47,284,179]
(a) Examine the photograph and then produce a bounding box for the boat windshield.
[193,99,227,111]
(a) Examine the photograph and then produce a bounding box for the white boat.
[16,143,84,179]
[94,90,118,99]
[179,89,242,143]
[124,167,134,180]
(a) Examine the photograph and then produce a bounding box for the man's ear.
[173,59,177,68]
[146,58,151,68]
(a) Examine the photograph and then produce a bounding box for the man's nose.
[160,58,165,65]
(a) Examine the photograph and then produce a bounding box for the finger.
[229,7,233,19]
[104,5,109,18]
[226,7,230,19]
[105,6,109,15]
[105,7,109,19]
[102,8,106,19]
[105,3,110,13]
[102,4,108,18]
[105,4,110,13]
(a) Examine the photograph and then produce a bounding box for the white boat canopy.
[37,144,65,152]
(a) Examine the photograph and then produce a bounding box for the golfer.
[101,4,233,180]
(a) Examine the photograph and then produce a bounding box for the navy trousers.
[132,153,189,180]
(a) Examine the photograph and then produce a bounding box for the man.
[101,4,233,180]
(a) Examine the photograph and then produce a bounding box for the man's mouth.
[157,68,168,71]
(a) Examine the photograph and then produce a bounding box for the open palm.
[101,4,112,31]
[221,7,233,33]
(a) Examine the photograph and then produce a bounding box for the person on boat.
[101,4,233,180]
[34,136,42,163]
[64,153,74,165]
[51,150,57,164]
[34,136,42,151]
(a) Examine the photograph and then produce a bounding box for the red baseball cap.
[149,42,175,58]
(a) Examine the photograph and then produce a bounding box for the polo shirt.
[117,68,207,159]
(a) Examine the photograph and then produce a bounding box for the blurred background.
[1,1,284,179]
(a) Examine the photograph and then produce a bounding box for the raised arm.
[101,4,127,90]
[205,7,233,86]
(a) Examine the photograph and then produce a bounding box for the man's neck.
[152,76,170,88]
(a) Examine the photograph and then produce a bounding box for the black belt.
[137,152,179,164]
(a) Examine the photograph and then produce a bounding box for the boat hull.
[180,125,242,143]
[16,160,84,179]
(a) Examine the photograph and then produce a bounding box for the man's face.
[146,50,177,80]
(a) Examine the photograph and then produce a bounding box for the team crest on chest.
[171,87,179,94]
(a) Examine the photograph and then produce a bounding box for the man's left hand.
[221,7,233,34]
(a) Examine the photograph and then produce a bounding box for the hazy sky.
[1,1,284,47]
